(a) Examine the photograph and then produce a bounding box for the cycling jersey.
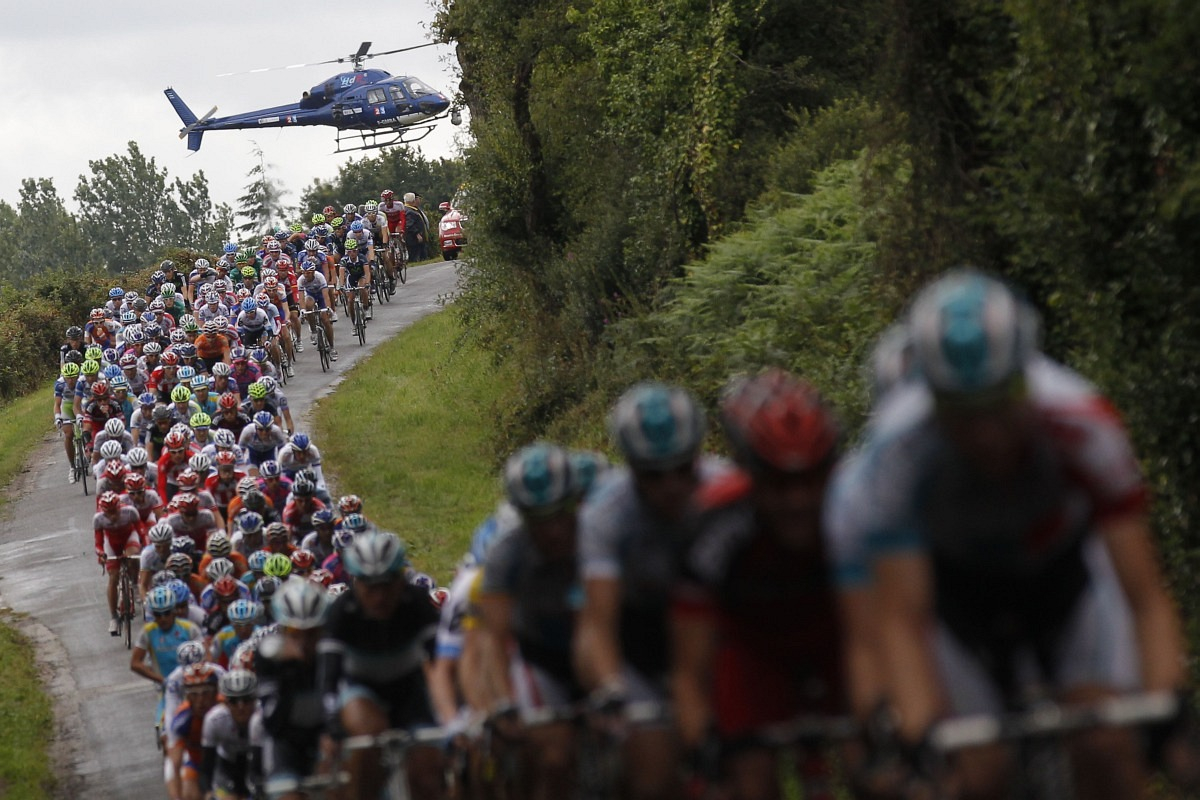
[282,498,325,541]
[435,568,478,660]
[210,623,257,668]
[257,636,323,792]
[165,509,219,552]
[237,425,286,467]
[298,530,335,564]
[95,505,143,564]
[276,443,325,487]
[675,470,846,738]
[205,472,248,515]
[380,200,407,234]
[200,704,260,796]
[122,487,163,527]
[136,618,201,678]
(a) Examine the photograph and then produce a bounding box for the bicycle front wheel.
[76,438,89,496]
[355,302,367,345]
[317,327,330,372]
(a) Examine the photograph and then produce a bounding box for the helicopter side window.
[367,88,387,105]
[389,86,413,111]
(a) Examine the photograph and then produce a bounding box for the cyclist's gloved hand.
[588,679,627,718]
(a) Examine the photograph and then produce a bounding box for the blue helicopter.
[164,41,459,154]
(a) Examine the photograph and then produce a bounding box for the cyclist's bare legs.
[624,728,679,800]
[525,723,575,800]
[60,420,75,463]
[1063,685,1146,800]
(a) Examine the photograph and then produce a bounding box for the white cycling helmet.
[149,522,175,543]
[126,447,149,467]
[272,577,330,630]
[219,668,258,698]
[99,440,124,460]
[104,418,126,438]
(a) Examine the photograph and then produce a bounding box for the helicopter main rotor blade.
[179,106,219,138]
[215,41,439,78]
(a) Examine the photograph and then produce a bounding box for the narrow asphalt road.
[0,261,459,798]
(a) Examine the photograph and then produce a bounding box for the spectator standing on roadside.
[403,192,426,262]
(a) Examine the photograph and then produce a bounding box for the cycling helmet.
[240,266,257,279]
[263,275,279,290]
[265,240,282,254]
[120,310,136,324]
[127,446,150,467]
[159,260,175,272]
[409,571,436,591]
[230,345,248,362]
[263,553,293,579]
[119,353,138,368]
[260,376,278,394]
[100,417,125,439]
[215,429,237,448]
[220,668,258,699]
[234,251,249,264]
[227,598,260,624]
[237,476,260,497]
[237,511,265,536]
[363,200,378,213]
[290,433,310,451]
[214,450,237,469]
[207,531,233,557]
[247,550,269,573]
[343,532,407,580]
[343,203,358,215]
[720,370,839,474]
[177,366,196,383]
[176,640,206,667]
[908,269,1039,403]
[190,412,212,429]
[152,570,175,588]
[99,436,123,457]
[169,386,190,404]
[252,411,273,430]
[238,298,254,313]
[218,392,239,410]
[165,430,188,452]
[344,237,359,250]
[92,380,112,398]
[312,507,335,526]
[609,382,706,471]
[290,478,315,498]
[504,442,575,515]
[89,308,106,323]
[97,491,122,516]
[189,453,212,473]
[166,552,193,576]
[330,216,345,228]
[103,460,126,482]
[177,471,203,494]
[272,578,330,629]
[84,345,104,362]
[183,662,221,689]
[259,460,281,478]
[169,329,187,345]
[328,582,349,598]
[248,382,269,401]
[430,587,450,608]
[175,493,200,514]
[81,360,101,377]
[161,285,178,301]
[161,351,180,367]
[350,220,363,232]
[60,362,81,378]
[309,568,334,587]
[311,212,327,225]
[66,325,83,339]
[143,341,162,355]
[290,550,316,571]
[177,344,198,361]
[101,365,122,381]
[64,349,84,365]
[380,189,395,201]
[213,574,240,599]
[149,522,174,543]
[265,522,290,541]
[255,575,282,603]
[127,328,146,344]
[152,405,173,423]
[109,287,126,299]
[124,472,147,492]
[148,585,177,613]
[303,239,319,252]
[206,557,235,583]
[190,375,208,390]
[341,513,368,534]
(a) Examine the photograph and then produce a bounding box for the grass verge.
[312,309,511,580]
[0,388,52,514]
[0,389,56,798]
[0,617,55,799]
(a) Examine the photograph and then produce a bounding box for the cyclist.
[238,411,287,471]
[195,319,233,365]
[198,531,250,582]
[157,429,196,502]
[210,599,262,668]
[281,478,326,543]
[231,511,267,557]
[61,325,86,364]
[230,350,263,400]
[258,579,330,800]
[55,362,84,482]
[166,492,220,553]
[199,669,262,800]
[83,381,126,462]
[162,640,211,754]
[276,433,326,489]
[122,471,163,540]
[317,531,446,800]
[206,450,249,520]
[168,662,222,800]
[215,392,252,441]
[240,382,281,431]
[672,371,848,800]
[119,353,148,396]
[337,237,373,326]
[297,260,338,361]
[476,442,585,800]
[832,270,1188,799]
[575,382,721,800]
[139,522,177,604]
[95,490,145,635]
[299,507,337,564]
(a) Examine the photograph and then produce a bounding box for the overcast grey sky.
[0,0,466,218]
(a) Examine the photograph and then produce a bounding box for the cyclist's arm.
[670,600,718,749]
[573,577,623,691]
[477,592,516,704]
[130,644,162,684]
[873,550,943,743]
[1103,513,1187,691]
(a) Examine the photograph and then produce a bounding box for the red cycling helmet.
[164,430,188,452]
[213,575,239,598]
[174,492,199,513]
[218,392,239,410]
[308,568,334,587]
[124,473,147,492]
[176,469,201,491]
[290,549,316,571]
[720,369,839,474]
[322,205,336,216]
[160,351,180,366]
[215,450,237,466]
[380,189,395,201]
[104,460,127,480]
[91,380,109,397]
[98,490,122,514]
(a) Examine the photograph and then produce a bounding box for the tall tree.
[17,177,97,274]
[235,144,287,237]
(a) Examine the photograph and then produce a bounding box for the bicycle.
[300,308,332,372]
[73,418,90,496]
[339,286,367,346]
[106,555,139,649]
[372,265,390,305]
[296,726,446,800]
[928,691,1182,800]
[386,237,408,287]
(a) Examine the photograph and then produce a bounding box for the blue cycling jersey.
[135,619,201,678]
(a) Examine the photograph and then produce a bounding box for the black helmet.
[64,349,84,365]
[65,326,83,339]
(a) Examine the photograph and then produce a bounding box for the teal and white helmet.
[503,442,574,515]
[609,382,705,470]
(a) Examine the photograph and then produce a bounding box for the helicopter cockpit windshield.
[401,77,436,97]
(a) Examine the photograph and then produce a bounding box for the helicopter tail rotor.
[164,88,218,151]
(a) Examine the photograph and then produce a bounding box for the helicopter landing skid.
[334,124,437,154]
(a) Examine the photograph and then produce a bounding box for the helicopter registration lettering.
[258,117,280,125]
